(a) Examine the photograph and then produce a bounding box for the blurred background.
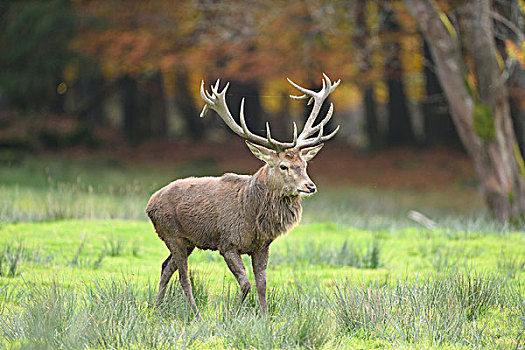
[0,0,523,225]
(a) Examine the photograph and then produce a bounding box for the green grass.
[1,220,523,284]
[0,157,524,349]
[0,156,494,229]
[0,220,524,348]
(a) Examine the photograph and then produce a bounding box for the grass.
[0,156,494,229]
[0,242,24,277]
[0,157,524,349]
[0,220,523,349]
[333,274,513,347]
[0,270,523,349]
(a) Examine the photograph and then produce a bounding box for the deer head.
[200,74,340,197]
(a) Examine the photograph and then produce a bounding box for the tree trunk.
[140,71,168,139]
[404,0,525,221]
[422,40,461,148]
[509,71,525,155]
[120,72,168,143]
[493,0,525,156]
[380,6,416,147]
[78,74,103,124]
[386,57,416,146]
[228,81,264,136]
[364,87,380,149]
[354,0,381,150]
[120,74,142,144]
[173,70,205,140]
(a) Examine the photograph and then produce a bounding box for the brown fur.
[147,168,302,254]
[146,144,323,316]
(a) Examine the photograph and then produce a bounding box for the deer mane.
[243,166,302,242]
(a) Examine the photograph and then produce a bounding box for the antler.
[287,73,341,149]
[200,79,297,151]
[200,74,340,152]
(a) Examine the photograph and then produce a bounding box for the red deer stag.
[147,74,340,317]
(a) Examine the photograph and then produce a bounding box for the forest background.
[0,0,524,220]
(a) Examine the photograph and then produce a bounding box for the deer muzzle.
[298,182,316,197]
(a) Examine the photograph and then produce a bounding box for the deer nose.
[305,183,316,193]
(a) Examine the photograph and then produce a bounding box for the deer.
[146,74,341,318]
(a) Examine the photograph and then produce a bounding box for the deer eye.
[279,164,288,171]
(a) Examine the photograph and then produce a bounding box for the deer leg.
[155,245,195,307]
[156,254,176,306]
[251,246,269,315]
[221,250,251,302]
[171,241,200,318]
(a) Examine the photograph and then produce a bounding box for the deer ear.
[300,143,324,161]
[245,141,276,164]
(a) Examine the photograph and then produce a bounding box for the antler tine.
[240,99,291,150]
[292,122,298,147]
[200,81,213,105]
[289,74,341,149]
[322,125,340,142]
[211,78,220,93]
[308,102,334,135]
[323,73,331,86]
[238,97,270,147]
[265,122,273,145]
[329,79,341,94]
[298,123,341,149]
[314,121,324,145]
[289,93,308,100]
[322,74,343,97]
[239,98,250,134]
[287,77,317,96]
[200,80,214,118]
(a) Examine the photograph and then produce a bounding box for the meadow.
[0,157,524,349]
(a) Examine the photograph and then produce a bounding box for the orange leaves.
[72,0,194,76]
[70,0,432,104]
[74,29,164,76]
[505,39,525,69]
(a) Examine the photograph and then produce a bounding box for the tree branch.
[490,10,525,42]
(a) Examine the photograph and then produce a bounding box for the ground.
[0,150,523,349]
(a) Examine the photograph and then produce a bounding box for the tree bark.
[78,74,103,124]
[509,70,525,155]
[364,87,380,149]
[120,74,144,144]
[173,70,205,140]
[354,0,381,150]
[404,0,525,221]
[386,55,416,146]
[422,40,461,148]
[380,6,416,147]
[228,81,264,136]
[140,71,168,139]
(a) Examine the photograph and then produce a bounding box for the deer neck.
[244,166,302,242]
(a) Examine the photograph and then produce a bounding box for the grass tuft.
[69,236,86,267]
[0,272,521,349]
[333,273,506,346]
[0,242,24,277]
[271,238,383,269]
[498,250,525,279]
[104,237,124,257]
